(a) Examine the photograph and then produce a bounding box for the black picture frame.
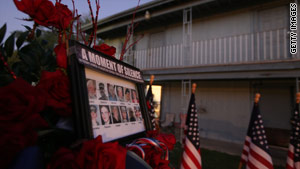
[68,40,151,144]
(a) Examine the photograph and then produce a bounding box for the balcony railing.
[134,28,300,70]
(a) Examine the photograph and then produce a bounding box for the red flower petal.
[54,43,67,69]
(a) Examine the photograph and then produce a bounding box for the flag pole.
[238,162,243,169]
[254,93,261,104]
[238,93,261,169]
[192,83,197,94]
[150,75,154,86]
[296,92,300,104]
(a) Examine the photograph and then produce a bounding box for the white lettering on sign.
[79,47,143,82]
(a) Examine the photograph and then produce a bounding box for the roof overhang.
[82,0,285,39]
[141,60,300,81]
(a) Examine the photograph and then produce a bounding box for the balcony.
[134,28,300,70]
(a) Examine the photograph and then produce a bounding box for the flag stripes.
[181,137,202,169]
[240,102,274,169]
[180,93,202,169]
[286,103,300,169]
[247,143,273,169]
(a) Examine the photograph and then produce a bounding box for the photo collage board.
[85,68,145,142]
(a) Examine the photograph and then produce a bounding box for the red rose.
[54,43,67,69]
[143,145,171,169]
[49,2,73,30]
[146,131,176,151]
[14,0,56,27]
[93,44,116,57]
[47,147,80,169]
[0,78,46,121]
[37,70,72,116]
[0,78,48,169]
[76,136,127,169]
[155,133,176,151]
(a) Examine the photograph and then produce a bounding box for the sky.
[0,0,153,39]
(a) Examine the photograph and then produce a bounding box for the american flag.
[146,85,156,130]
[240,103,274,169]
[286,103,300,169]
[180,93,202,169]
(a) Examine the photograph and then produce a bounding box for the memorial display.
[69,41,152,142]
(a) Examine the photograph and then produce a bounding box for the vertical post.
[183,7,192,66]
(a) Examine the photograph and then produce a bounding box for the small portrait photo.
[124,88,131,102]
[107,83,117,101]
[128,107,136,122]
[90,105,100,127]
[116,86,124,102]
[98,82,108,100]
[99,105,112,125]
[131,89,139,103]
[111,106,121,124]
[134,107,142,121]
[86,79,97,100]
[120,106,129,123]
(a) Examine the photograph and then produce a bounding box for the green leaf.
[4,32,15,58]
[16,31,29,49]
[23,25,31,31]
[0,24,6,44]
[19,47,37,67]
[36,29,41,38]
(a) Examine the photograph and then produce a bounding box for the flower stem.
[0,52,16,79]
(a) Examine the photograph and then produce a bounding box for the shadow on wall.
[199,118,248,144]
